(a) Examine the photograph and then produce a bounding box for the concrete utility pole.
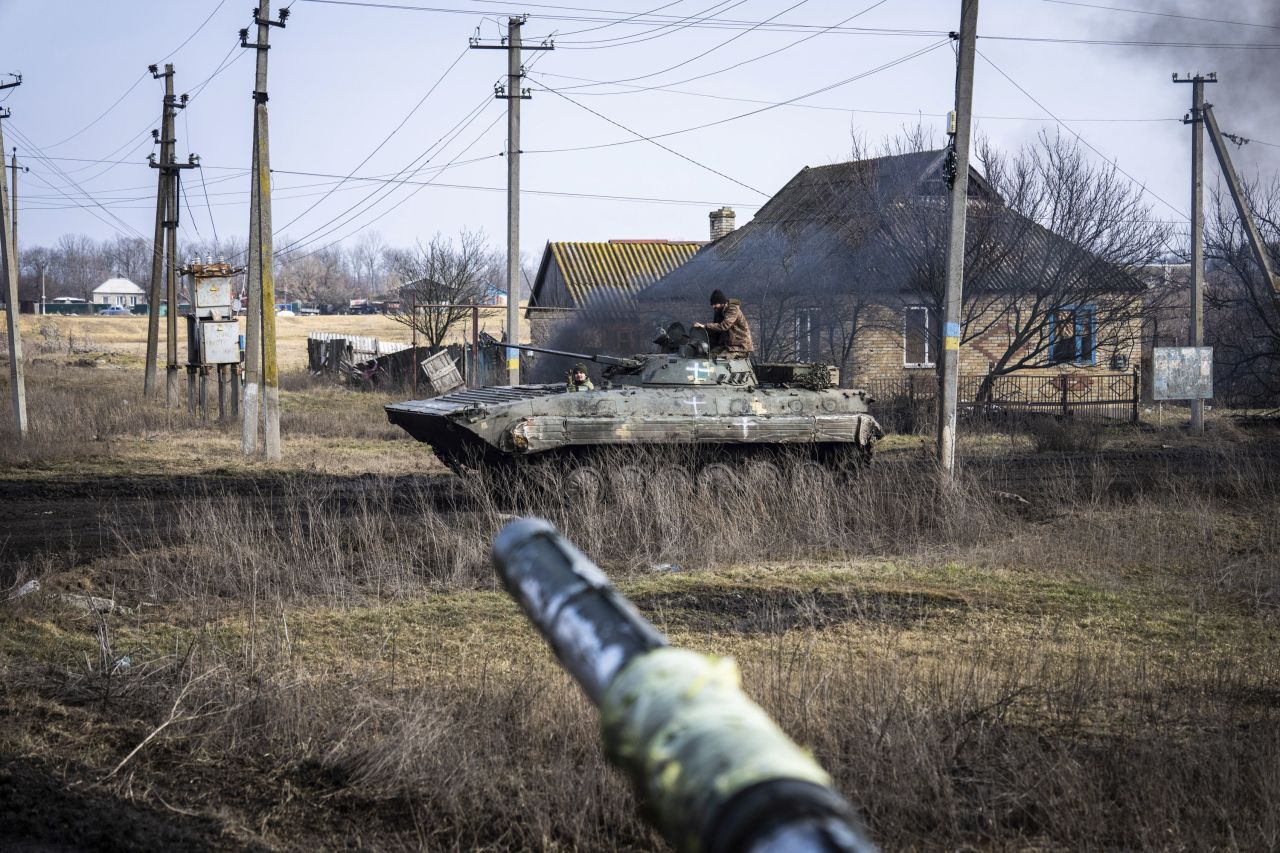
[144,64,175,399]
[10,148,25,277]
[937,0,979,477]
[1174,72,1215,436]
[1201,102,1279,293]
[471,17,553,385]
[240,3,287,459]
[0,73,26,440]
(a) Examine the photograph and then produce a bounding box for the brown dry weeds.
[1,363,1278,851]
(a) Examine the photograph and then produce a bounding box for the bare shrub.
[762,631,1280,851]
[1026,416,1103,453]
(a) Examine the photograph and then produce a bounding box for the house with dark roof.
[636,150,1147,405]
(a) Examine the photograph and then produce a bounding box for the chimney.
[709,206,736,241]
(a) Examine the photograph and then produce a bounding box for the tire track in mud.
[3,443,1277,574]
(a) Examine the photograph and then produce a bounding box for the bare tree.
[276,245,351,306]
[881,132,1170,393]
[1205,175,1280,405]
[349,231,388,296]
[389,230,496,349]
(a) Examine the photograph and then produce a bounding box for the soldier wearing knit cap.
[566,362,594,392]
[694,290,754,355]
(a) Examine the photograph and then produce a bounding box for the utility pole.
[166,115,197,409]
[240,3,287,459]
[10,148,25,280]
[1202,102,1280,293]
[471,17,553,385]
[0,73,26,439]
[145,64,175,399]
[1174,72,1215,436]
[937,0,979,478]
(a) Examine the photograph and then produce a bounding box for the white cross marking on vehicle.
[735,417,752,438]
[686,361,712,383]
[684,394,707,415]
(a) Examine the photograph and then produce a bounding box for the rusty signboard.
[1153,347,1213,400]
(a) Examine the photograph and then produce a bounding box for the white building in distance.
[92,277,145,307]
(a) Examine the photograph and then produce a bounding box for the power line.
[974,48,1189,222]
[536,85,767,195]
[980,34,1280,49]
[279,109,507,264]
[40,0,230,149]
[270,46,469,236]
[296,0,947,37]
[271,98,501,260]
[549,0,889,95]
[547,0,766,50]
[544,0,752,49]
[10,123,152,240]
[542,0,735,43]
[529,68,1182,124]
[272,36,560,262]
[273,167,763,207]
[197,164,221,242]
[1039,0,1280,31]
[526,39,949,157]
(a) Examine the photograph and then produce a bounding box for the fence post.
[1131,367,1140,423]
[1060,374,1070,418]
[328,338,346,376]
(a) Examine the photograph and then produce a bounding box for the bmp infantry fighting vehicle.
[385,324,882,483]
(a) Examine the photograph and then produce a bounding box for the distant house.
[527,237,706,345]
[640,151,1146,396]
[92,277,145,308]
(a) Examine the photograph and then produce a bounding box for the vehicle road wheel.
[647,464,694,501]
[789,459,832,493]
[565,466,605,503]
[610,464,649,501]
[696,462,740,497]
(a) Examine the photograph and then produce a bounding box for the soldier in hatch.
[566,363,595,392]
[693,289,754,357]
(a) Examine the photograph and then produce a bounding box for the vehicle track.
[3,443,1276,576]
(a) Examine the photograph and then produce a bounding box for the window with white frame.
[795,308,820,363]
[903,306,933,368]
[1049,305,1096,366]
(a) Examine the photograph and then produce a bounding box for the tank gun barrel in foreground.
[479,332,643,372]
[492,518,875,853]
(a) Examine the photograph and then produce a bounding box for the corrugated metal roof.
[532,240,704,310]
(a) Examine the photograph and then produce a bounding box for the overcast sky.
[3,0,1278,262]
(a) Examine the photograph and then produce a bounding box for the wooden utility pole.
[937,0,979,477]
[145,64,175,398]
[1174,72,1215,436]
[471,17,552,385]
[0,73,26,440]
[240,3,287,459]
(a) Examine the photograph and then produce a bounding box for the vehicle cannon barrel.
[491,518,876,853]
[478,331,644,371]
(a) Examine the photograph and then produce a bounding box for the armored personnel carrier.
[385,325,881,482]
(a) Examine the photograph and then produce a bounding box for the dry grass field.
[1,330,1278,851]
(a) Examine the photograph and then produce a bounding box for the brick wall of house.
[843,301,1143,386]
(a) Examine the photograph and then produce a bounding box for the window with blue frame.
[1050,305,1096,365]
